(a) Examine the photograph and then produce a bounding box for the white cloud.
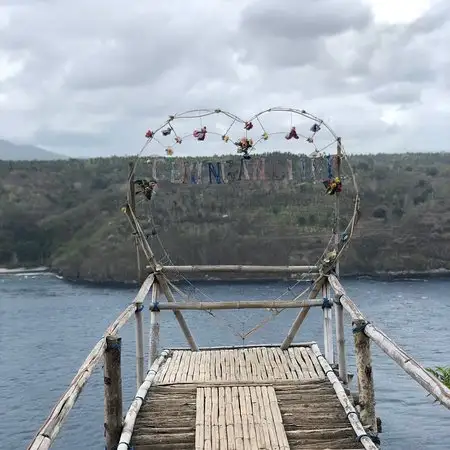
[0,0,449,158]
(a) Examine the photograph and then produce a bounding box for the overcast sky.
[0,0,448,158]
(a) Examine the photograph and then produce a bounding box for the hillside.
[0,152,448,283]
[0,139,69,161]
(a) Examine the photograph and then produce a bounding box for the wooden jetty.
[27,123,450,449]
[27,268,450,450]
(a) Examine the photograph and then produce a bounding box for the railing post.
[104,336,123,450]
[149,282,161,368]
[322,296,334,364]
[135,302,145,390]
[353,319,377,433]
[334,293,348,384]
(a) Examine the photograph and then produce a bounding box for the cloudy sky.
[0,0,448,158]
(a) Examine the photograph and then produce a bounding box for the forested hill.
[0,152,448,283]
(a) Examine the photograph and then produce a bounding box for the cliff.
[0,152,448,283]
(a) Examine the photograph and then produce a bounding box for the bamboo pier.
[26,111,450,449]
[27,270,450,450]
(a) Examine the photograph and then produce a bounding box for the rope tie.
[352,319,370,334]
[322,297,333,309]
[149,301,160,312]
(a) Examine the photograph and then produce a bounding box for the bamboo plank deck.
[130,344,365,450]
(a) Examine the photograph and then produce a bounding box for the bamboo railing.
[27,271,450,450]
[27,274,155,450]
[328,274,450,410]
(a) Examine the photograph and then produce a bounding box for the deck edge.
[117,349,171,450]
[311,343,379,450]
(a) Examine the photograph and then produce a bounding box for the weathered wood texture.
[156,299,323,310]
[160,265,317,273]
[104,336,123,450]
[153,346,325,384]
[277,380,364,449]
[196,385,290,450]
[128,345,370,450]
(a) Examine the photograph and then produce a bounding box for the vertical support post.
[322,282,334,364]
[128,161,142,284]
[334,293,348,383]
[135,302,145,390]
[353,319,377,433]
[149,281,161,368]
[334,138,342,274]
[104,336,123,450]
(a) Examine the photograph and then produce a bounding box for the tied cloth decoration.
[285,127,299,140]
[323,176,342,195]
[193,126,207,141]
[235,137,253,159]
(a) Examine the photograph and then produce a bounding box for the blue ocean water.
[0,275,449,449]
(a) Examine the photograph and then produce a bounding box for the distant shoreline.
[2,266,450,288]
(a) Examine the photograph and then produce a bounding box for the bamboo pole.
[27,278,154,450]
[328,273,450,409]
[310,344,379,450]
[280,276,325,350]
[118,350,171,450]
[149,282,161,368]
[104,336,123,450]
[334,293,348,383]
[128,161,142,283]
[159,265,318,273]
[156,299,323,310]
[353,319,377,432]
[135,303,145,390]
[322,295,334,364]
[157,274,198,351]
[124,204,198,352]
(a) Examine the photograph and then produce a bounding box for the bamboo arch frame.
[128,106,361,277]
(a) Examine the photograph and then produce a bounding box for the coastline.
[2,266,450,288]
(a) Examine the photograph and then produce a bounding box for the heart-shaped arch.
[124,107,361,341]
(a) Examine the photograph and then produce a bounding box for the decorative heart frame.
[129,107,360,273]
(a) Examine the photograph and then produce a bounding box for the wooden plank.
[256,385,279,449]
[304,347,325,378]
[225,386,236,450]
[180,351,191,383]
[250,386,270,448]
[267,387,290,450]
[233,349,240,381]
[256,346,272,380]
[218,387,228,450]
[186,350,196,382]
[266,347,282,380]
[287,347,305,380]
[292,347,313,380]
[168,350,182,384]
[204,387,212,450]
[274,348,293,380]
[195,388,205,450]
[238,350,249,381]
[249,348,262,381]
[242,386,257,449]
[155,355,172,384]
[232,386,244,449]
[211,387,220,449]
